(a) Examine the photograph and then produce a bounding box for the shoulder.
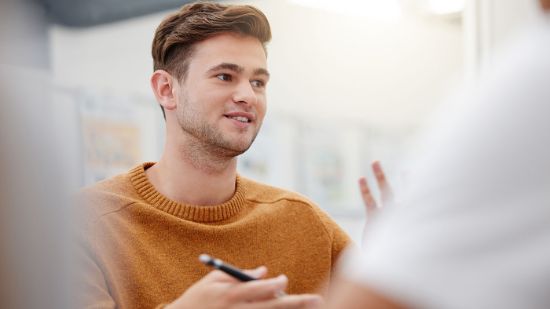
[239,176,347,235]
[240,175,316,207]
[76,171,141,223]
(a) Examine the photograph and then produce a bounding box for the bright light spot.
[289,0,402,22]
[427,0,465,15]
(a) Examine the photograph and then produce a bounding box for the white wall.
[50,0,462,127]
[49,0,463,242]
[464,0,540,74]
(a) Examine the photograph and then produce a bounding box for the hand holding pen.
[199,254,287,297]
[164,254,322,309]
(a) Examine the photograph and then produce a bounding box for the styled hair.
[151,2,271,118]
[152,1,271,80]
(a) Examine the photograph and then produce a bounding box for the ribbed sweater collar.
[129,162,246,223]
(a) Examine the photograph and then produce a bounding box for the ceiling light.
[289,0,402,22]
[427,0,465,15]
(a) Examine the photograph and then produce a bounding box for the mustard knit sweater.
[77,163,351,309]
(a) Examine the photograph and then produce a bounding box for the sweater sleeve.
[313,207,352,267]
[75,189,179,309]
[75,233,116,309]
[75,222,174,309]
[73,189,117,309]
[329,218,352,266]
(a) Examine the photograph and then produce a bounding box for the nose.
[232,80,258,106]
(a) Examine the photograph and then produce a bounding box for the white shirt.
[343,18,550,309]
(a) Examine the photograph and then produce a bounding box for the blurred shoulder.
[76,170,141,223]
[239,175,316,207]
[239,175,345,233]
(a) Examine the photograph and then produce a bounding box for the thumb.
[242,266,268,279]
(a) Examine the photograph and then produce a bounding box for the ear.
[151,70,178,111]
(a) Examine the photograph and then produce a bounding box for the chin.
[231,142,253,155]
[229,135,256,152]
[215,140,254,157]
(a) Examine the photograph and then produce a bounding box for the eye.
[216,73,232,82]
[251,79,266,88]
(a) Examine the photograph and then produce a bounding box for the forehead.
[188,33,267,73]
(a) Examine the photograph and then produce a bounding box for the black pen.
[199,254,256,281]
[198,254,287,297]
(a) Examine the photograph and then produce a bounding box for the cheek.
[197,87,230,108]
[181,90,216,114]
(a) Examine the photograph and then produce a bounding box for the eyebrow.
[207,62,270,78]
[253,68,270,78]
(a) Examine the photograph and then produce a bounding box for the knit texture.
[77,162,351,309]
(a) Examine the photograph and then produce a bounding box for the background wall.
[50,0,464,242]
[464,0,541,75]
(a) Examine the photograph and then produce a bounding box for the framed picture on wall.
[77,89,162,185]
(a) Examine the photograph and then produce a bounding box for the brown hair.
[151,2,271,118]
[152,1,271,81]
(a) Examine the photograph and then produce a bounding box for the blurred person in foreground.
[1,0,71,308]
[325,0,550,308]
[77,2,350,309]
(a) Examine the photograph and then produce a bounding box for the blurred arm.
[325,276,406,309]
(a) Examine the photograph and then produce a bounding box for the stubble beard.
[176,98,260,161]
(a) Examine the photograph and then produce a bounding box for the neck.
[146,135,238,206]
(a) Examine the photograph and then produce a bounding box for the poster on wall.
[300,124,349,212]
[298,122,370,215]
[78,90,160,185]
[81,117,141,184]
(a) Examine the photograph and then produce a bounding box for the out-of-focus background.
[0,0,542,307]
[46,0,540,242]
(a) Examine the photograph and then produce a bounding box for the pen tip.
[199,254,211,264]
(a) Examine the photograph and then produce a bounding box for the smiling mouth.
[225,115,251,123]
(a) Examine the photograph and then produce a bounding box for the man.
[77,2,349,308]
[325,0,550,308]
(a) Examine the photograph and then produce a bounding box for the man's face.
[173,33,269,157]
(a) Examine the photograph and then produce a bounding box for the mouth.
[225,115,251,123]
[223,111,255,124]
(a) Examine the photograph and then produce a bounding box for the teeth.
[230,116,249,123]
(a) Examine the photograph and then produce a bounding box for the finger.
[242,266,268,279]
[371,161,394,204]
[243,294,323,309]
[358,176,377,213]
[201,269,239,285]
[227,275,288,302]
